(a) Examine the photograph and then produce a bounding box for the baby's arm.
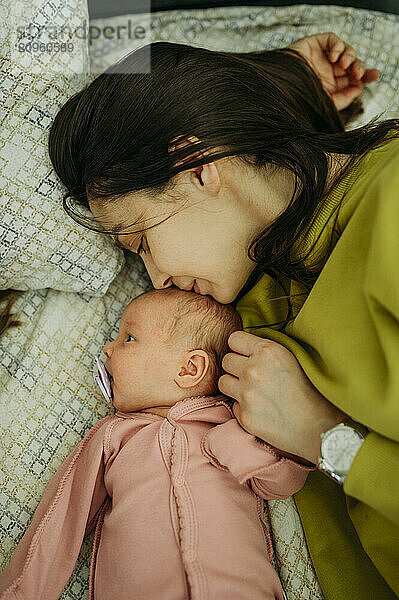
[201,418,315,500]
[0,416,114,600]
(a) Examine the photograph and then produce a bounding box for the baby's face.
[102,292,197,415]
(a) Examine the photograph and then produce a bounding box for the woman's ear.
[174,349,210,389]
[168,135,222,196]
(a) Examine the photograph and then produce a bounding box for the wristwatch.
[317,419,369,485]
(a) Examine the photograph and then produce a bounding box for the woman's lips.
[193,281,201,294]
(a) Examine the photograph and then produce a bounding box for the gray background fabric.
[88,0,399,19]
[0,0,125,294]
[1,2,398,600]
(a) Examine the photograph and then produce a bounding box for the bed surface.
[88,0,399,18]
[1,2,398,599]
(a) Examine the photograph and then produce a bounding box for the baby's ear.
[174,350,210,389]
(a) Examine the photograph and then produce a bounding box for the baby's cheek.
[144,354,170,384]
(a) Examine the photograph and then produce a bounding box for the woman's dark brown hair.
[0,291,21,337]
[47,41,399,309]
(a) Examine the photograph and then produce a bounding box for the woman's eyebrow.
[111,235,124,248]
[111,233,140,249]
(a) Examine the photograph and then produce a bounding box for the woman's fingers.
[289,33,380,112]
[329,61,380,111]
[226,330,270,357]
[218,372,240,400]
[317,32,346,61]
[332,63,347,77]
[326,34,365,75]
[330,44,381,84]
[360,68,381,83]
[332,86,362,111]
[221,351,248,377]
[326,32,356,65]
[349,59,366,80]
[337,47,357,70]
[321,32,360,72]
[347,60,381,84]
[331,68,380,110]
[329,42,381,84]
[334,75,350,92]
[231,400,244,425]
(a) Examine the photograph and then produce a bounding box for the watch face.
[323,428,363,473]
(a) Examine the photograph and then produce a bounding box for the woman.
[47,32,398,598]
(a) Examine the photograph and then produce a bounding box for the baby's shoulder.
[101,412,160,458]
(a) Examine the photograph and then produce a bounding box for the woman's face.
[89,156,294,304]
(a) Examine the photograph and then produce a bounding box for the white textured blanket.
[1,3,398,600]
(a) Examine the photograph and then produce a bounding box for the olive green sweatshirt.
[235,132,399,599]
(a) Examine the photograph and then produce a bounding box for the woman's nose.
[155,275,173,289]
[142,256,173,289]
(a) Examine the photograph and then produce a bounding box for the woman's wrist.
[303,404,347,465]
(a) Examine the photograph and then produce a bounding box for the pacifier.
[93,356,112,403]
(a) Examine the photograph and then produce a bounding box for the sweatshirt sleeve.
[343,154,399,527]
[344,432,399,526]
[0,415,114,600]
[201,418,314,499]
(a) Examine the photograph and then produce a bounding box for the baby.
[0,288,312,600]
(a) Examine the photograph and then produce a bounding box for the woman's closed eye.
[110,234,147,255]
[137,237,147,255]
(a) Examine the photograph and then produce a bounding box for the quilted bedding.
[1,2,398,599]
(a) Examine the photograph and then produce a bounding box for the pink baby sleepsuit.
[0,394,312,600]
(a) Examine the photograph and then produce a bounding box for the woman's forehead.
[88,194,146,229]
[89,192,176,235]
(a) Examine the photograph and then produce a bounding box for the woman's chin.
[212,290,237,305]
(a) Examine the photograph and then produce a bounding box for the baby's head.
[102,287,242,415]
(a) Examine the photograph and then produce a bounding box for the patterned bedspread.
[1,3,398,599]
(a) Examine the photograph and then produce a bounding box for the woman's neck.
[250,152,352,225]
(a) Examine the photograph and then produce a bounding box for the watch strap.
[342,417,369,438]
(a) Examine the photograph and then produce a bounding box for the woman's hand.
[218,331,346,464]
[288,32,381,111]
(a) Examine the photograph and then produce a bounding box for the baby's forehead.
[126,289,205,338]
[129,290,181,314]
[125,290,189,324]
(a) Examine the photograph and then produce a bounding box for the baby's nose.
[103,341,112,357]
